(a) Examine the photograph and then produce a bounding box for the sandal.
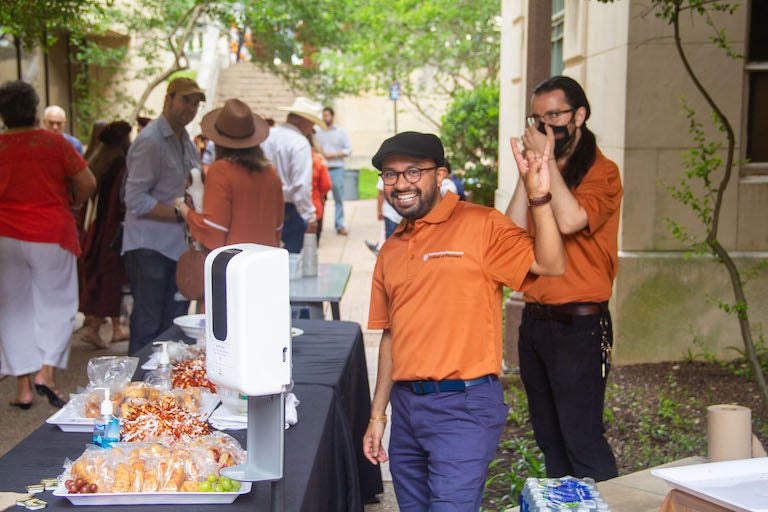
[78,327,109,349]
[34,383,68,408]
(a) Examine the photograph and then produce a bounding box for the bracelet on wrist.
[369,415,388,423]
[528,192,552,207]
[174,204,184,223]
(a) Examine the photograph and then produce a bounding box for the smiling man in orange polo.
[363,132,565,511]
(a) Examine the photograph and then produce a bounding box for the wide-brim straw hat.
[278,97,327,129]
[200,98,270,149]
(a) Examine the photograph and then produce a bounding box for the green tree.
[440,84,499,206]
[0,0,100,47]
[243,0,501,128]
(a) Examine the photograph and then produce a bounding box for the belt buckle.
[411,381,439,394]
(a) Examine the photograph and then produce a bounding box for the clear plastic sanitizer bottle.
[92,388,120,448]
[153,341,172,392]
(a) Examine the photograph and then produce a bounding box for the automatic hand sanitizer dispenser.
[204,243,291,487]
[205,243,291,395]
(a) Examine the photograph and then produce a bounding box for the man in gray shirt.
[315,107,352,235]
[122,77,205,355]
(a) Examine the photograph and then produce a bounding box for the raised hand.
[522,120,553,156]
[511,138,551,200]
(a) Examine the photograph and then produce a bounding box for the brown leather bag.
[176,248,208,301]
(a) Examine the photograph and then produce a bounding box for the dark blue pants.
[124,249,188,356]
[282,203,308,254]
[389,377,508,511]
[518,306,618,482]
[384,218,399,240]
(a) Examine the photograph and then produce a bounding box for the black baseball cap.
[371,131,445,171]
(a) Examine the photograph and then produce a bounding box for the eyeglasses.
[526,108,575,126]
[379,166,438,186]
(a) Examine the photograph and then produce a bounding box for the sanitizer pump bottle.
[92,388,120,448]
[153,341,172,392]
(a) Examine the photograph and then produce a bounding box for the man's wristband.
[369,415,387,423]
[528,192,552,207]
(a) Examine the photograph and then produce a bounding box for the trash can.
[342,169,359,201]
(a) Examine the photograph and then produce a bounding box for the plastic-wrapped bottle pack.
[520,476,610,512]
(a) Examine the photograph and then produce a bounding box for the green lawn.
[358,168,379,200]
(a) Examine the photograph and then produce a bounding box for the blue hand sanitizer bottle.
[92,388,120,448]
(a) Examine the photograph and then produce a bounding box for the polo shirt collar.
[394,191,459,235]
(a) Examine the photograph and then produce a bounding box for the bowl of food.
[173,314,205,340]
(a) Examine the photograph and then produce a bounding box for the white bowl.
[173,314,205,339]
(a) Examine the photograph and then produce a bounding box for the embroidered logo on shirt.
[423,251,464,262]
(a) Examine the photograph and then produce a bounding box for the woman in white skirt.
[0,80,96,408]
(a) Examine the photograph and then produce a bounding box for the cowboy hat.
[200,98,270,149]
[278,97,327,129]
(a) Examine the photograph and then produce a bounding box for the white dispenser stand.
[204,243,291,510]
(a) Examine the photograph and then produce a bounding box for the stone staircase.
[212,62,307,123]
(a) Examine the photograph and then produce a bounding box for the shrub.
[440,84,499,206]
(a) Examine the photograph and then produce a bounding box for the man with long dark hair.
[506,75,623,481]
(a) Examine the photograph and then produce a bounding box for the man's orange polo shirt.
[523,148,623,305]
[368,192,536,381]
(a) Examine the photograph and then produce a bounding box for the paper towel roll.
[707,404,752,462]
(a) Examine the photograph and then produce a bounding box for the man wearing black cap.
[363,131,565,510]
[122,77,205,355]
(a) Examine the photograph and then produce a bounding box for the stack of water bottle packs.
[520,476,610,512]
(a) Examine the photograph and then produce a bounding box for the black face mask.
[537,122,574,158]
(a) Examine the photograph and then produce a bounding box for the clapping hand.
[510,138,552,199]
[521,119,553,156]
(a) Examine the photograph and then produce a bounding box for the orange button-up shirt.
[368,192,536,381]
[523,148,623,305]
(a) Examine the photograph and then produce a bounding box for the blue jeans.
[384,218,399,239]
[329,167,345,231]
[389,377,508,511]
[124,249,188,355]
[282,203,308,253]
[518,306,618,481]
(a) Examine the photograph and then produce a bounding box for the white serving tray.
[651,457,768,512]
[52,482,251,505]
[46,391,221,433]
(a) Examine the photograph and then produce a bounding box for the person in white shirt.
[315,107,353,236]
[261,97,327,253]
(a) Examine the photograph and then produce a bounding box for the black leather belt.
[525,302,608,323]
[397,375,497,395]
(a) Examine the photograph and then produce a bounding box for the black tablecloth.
[0,320,382,511]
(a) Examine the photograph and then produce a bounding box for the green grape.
[230,480,241,492]
[197,481,212,492]
[218,476,232,490]
[213,483,225,493]
[206,474,218,483]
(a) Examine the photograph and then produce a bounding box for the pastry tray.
[52,482,251,505]
[651,457,768,512]
[46,391,220,433]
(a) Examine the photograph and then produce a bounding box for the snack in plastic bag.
[87,356,139,391]
[59,434,246,493]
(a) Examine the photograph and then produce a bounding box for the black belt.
[525,301,608,323]
[397,375,496,395]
